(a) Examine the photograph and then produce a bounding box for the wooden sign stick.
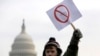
[70,23,76,30]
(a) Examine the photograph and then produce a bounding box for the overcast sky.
[0,0,100,56]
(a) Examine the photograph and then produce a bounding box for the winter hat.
[43,37,62,56]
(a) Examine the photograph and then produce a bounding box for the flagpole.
[70,23,76,30]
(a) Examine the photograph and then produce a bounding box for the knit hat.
[43,37,62,56]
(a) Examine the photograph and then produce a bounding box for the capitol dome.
[9,20,36,56]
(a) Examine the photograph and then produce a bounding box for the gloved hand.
[73,29,83,40]
[70,29,83,45]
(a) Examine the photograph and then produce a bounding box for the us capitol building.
[9,20,37,56]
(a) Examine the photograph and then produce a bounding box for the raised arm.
[63,29,82,56]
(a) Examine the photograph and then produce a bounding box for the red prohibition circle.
[54,5,70,23]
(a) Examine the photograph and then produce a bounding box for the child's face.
[45,46,57,56]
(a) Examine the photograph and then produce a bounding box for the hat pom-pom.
[49,37,56,42]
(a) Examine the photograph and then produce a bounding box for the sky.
[0,0,100,56]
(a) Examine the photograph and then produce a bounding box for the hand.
[73,29,83,40]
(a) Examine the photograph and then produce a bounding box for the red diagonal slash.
[54,5,70,23]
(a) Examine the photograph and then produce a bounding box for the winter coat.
[63,29,82,56]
